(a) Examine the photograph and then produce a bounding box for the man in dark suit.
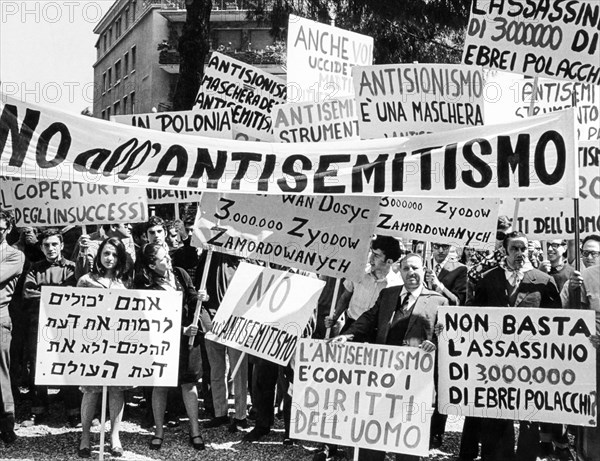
[462,231,560,461]
[425,243,468,447]
[334,253,448,461]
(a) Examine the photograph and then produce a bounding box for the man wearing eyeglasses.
[0,209,25,445]
[425,243,467,306]
[540,239,575,291]
[580,235,600,269]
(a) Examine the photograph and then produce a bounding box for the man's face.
[368,247,389,273]
[42,236,63,262]
[547,239,566,263]
[113,223,131,239]
[432,243,450,264]
[166,228,181,249]
[146,225,165,245]
[400,255,424,292]
[582,240,600,268]
[528,241,542,260]
[505,237,528,269]
[20,227,38,246]
[0,219,11,245]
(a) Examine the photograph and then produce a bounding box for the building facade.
[93,0,283,118]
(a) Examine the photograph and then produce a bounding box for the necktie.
[510,271,520,287]
[435,264,442,276]
[392,293,411,325]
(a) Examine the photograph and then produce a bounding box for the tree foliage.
[252,0,469,64]
[172,0,213,110]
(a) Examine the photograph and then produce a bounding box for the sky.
[0,0,112,114]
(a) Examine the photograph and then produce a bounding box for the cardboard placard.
[287,15,373,103]
[36,287,182,386]
[205,263,325,365]
[438,306,597,426]
[291,339,435,456]
[112,108,233,139]
[273,97,359,142]
[1,179,147,226]
[376,197,499,249]
[192,193,378,281]
[463,0,600,84]
[353,64,485,139]
[192,52,287,141]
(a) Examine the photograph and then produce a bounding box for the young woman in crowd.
[135,243,207,451]
[77,237,130,458]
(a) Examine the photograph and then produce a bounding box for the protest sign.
[192,52,287,141]
[272,97,359,142]
[287,15,373,103]
[0,93,578,198]
[353,64,485,139]
[463,0,600,85]
[376,197,499,249]
[112,108,233,140]
[1,179,147,226]
[503,141,599,239]
[484,71,600,141]
[438,306,597,426]
[192,193,378,281]
[146,188,202,205]
[206,263,324,365]
[35,286,182,386]
[291,339,434,456]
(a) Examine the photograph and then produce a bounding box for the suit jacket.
[436,260,468,305]
[472,266,560,308]
[345,285,448,345]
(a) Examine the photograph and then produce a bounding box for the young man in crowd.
[540,239,575,291]
[22,228,79,427]
[580,234,600,269]
[0,209,25,444]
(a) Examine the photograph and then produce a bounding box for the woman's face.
[100,243,118,272]
[150,247,171,276]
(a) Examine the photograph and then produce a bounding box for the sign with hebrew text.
[35,287,182,386]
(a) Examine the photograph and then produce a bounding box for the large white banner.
[502,141,600,239]
[36,287,182,386]
[287,15,373,103]
[484,71,600,141]
[192,193,378,281]
[273,97,359,142]
[192,52,287,141]
[0,94,578,198]
[438,306,597,426]
[376,197,499,249]
[463,0,600,85]
[353,64,485,139]
[112,108,233,139]
[0,178,147,226]
[291,339,435,456]
[205,263,325,365]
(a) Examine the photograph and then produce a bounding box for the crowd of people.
[0,206,599,461]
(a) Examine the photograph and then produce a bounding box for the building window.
[132,1,136,20]
[108,27,112,46]
[123,95,128,115]
[102,72,107,93]
[114,101,120,116]
[124,52,129,75]
[108,67,112,89]
[125,7,129,28]
[107,107,111,118]
[131,45,136,70]
[116,18,121,39]
[102,110,106,119]
[103,33,108,52]
[130,92,135,114]
[115,60,121,83]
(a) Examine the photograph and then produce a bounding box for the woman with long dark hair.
[77,237,130,458]
[135,243,207,451]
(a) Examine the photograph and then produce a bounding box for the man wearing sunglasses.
[580,235,600,269]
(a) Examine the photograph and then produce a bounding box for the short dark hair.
[502,231,528,250]
[371,235,402,262]
[93,237,128,279]
[39,228,63,243]
[582,234,600,246]
[145,216,165,234]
